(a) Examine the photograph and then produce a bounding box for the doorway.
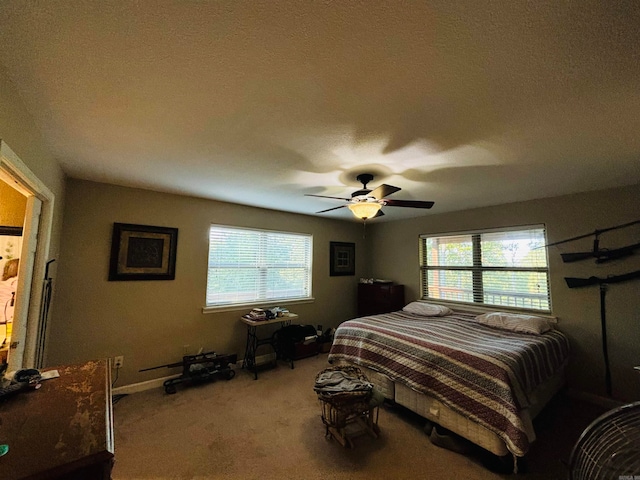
[0,141,55,370]
[0,227,25,361]
[0,176,27,364]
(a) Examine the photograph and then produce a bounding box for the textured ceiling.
[0,1,639,222]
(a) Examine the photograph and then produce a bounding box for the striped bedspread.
[328,310,570,456]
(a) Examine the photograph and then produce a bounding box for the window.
[420,226,550,312]
[206,225,312,307]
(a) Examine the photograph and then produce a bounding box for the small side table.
[240,314,298,380]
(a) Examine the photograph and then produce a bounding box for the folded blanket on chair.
[314,370,373,394]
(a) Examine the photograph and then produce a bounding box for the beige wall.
[49,179,365,386]
[0,179,27,226]
[0,65,66,368]
[366,183,640,402]
[0,64,66,255]
[50,179,640,399]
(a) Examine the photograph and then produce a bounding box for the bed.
[328,305,570,462]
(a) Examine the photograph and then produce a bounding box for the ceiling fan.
[306,173,434,220]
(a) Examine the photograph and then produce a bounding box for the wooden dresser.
[357,282,405,316]
[0,359,114,480]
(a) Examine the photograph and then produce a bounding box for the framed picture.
[108,223,178,281]
[330,241,355,276]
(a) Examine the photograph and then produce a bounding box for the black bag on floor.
[273,324,319,361]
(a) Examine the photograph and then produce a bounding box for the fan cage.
[569,401,640,480]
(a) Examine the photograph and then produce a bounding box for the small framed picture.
[330,241,355,276]
[108,223,178,281]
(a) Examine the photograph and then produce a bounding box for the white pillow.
[403,302,453,317]
[474,312,553,335]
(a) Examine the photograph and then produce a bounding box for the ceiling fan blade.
[372,209,385,218]
[305,194,351,201]
[384,199,434,209]
[315,205,347,214]
[369,184,401,200]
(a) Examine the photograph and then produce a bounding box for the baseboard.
[113,373,181,395]
[565,388,625,410]
[112,353,276,395]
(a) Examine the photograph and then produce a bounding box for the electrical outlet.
[114,356,124,368]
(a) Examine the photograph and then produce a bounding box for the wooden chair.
[314,365,381,447]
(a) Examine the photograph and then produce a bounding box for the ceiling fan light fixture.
[306,172,434,219]
[348,202,381,220]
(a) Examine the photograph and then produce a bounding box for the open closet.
[0,178,26,362]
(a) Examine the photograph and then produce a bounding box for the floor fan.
[568,401,640,479]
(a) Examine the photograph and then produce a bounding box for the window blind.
[207,225,312,306]
[420,226,550,312]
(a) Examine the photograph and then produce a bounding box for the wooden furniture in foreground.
[0,359,114,480]
[357,282,405,316]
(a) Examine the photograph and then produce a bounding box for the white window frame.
[204,225,313,312]
[419,225,551,313]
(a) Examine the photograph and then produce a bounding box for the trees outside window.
[207,225,312,307]
[420,226,550,312]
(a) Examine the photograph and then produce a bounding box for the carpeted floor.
[111,353,605,479]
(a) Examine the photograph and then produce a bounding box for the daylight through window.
[206,225,312,307]
[419,226,550,312]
